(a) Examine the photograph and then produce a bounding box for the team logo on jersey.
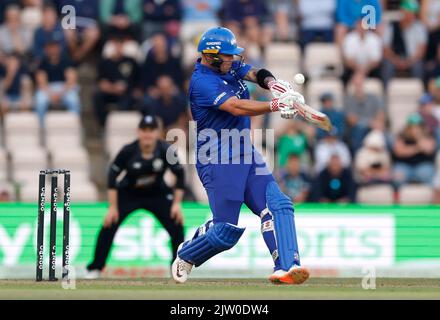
[133,162,141,169]
[119,62,133,77]
[153,159,163,171]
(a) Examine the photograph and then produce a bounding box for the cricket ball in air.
[294,73,305,85]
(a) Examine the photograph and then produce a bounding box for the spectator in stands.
[421,0,440,64]
[312,153,357,203]
[140,33,183,95]
[33,4,67,62]
[342,18,382,84]
[94,36,139,127]
[268,0,294,42]
[142,75,187,131]
[335,0,382,47]
[180,0,221,42]
[317,92,345,141]
[56,0,100,62]
[344,72,386,153]
[221,0,269,54]
[277,120,310,169]
[314,127,351,174]
[297,0,336,49]
[392,113,437,192]
[0,0,16,25]
[354,130,392,186]
[425,43,440,84]
[428,76,440,108]
[0,4,33,56]
[418,93,440,146]
[35,35,81,124]
[382,0,427,87]
[0,52,33,116]
[99,0,143,41]
[278,153,311,203]
[142,0,181,40]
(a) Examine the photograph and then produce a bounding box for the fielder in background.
[86,115,185,278]
[172,27,309,285]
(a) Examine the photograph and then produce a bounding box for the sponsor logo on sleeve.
[213,92,227,105]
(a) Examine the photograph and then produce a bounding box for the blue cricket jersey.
[189,58,253,166]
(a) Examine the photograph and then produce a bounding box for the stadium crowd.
[0,0,439,204]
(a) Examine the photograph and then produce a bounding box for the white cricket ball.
[294,73,305,85]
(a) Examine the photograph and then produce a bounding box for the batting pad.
[266,181,300,271]
[178,222,245,267]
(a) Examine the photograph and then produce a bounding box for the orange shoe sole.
[269,267,310,285]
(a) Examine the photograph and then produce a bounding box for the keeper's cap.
[138,115,159,129]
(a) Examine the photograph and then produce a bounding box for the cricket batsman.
[172,27,310,285]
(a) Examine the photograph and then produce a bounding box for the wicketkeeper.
[172,27,310,284]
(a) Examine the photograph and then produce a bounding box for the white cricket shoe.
[84,269,101,280]
[171,242,193,284]
[269,265,309,285]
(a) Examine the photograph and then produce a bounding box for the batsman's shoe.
[269,265,309,285]
[172,242,194,284]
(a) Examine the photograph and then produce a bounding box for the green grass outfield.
[0,278,440,300]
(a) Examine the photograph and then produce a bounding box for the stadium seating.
[182,41,199,70]
[304,43,342,79]
[306,78,344,110]
[0,148,7,181]
[437,151,440,170]
[399,184,433,204]
[20,177,99,202]
[51,147,90,178]
[20,6,42,31]
[10,148,48,191]
[105,111,142,159]
[266,43,301,77]
[387,78,424,134]
[4,112,41,150]
[102,40,142,61]
[357,185,394,204]
[347,78,384,97]
[45,111,83,150]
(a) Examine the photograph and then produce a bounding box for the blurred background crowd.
[0,0,439,205]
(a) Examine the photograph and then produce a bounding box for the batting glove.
[269,91,294,112]
[268,79,294,98]
[270,92,299,119]
[269,79,305,107]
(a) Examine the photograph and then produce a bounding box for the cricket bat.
[293,101,333,132]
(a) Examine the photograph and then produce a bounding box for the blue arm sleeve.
[234,61,252,79]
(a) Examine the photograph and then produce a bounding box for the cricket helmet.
[197,27,244,55]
